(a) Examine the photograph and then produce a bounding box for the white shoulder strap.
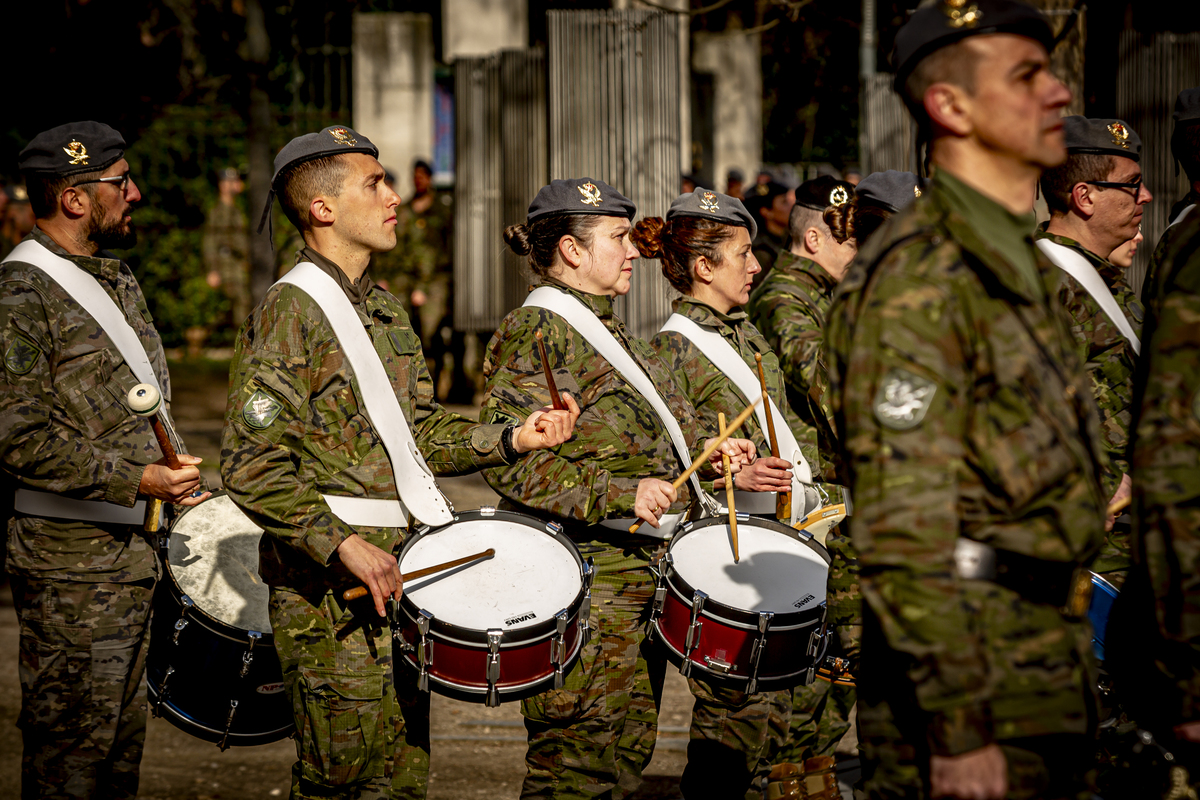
[1036,238,1141,355]
[522,286,708,510]
[660,312,813,523]
[276,263,452,526]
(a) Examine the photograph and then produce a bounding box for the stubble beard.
[87,200,137,250]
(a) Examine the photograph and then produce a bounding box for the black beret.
[259,125,379,233]
[667,187,757,240]
[751,181,789,202]
[892,0,1054,91]
[1062,116,1141,162]
[794,176,855,213]
[856,170,923,213]
[526,178,635,224]
[18,121,126,177]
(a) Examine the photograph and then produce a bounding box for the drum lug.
[650,553,671,619]
[747,611,773,694]
[579,558,594,645]
[551,610,569,689]
[153,664,175,716]
[681,590,707,677]
[417,609,434,693]
[480,506,496,517]
[240,631,261,678]
[485,629,502,707]
[172,596,194,645]
[218,699,239,751]
[804,665,816,685]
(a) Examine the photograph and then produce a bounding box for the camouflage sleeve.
[220,290,356,568]
[758,290,824,406]
[835,274,993,755]
[0,286,145,506]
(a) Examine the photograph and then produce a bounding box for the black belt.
[954,538,1091,616]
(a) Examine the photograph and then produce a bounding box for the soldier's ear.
[59,185,89,220]
[1069,182,1096,218]
[310,194,336,226]
[558,235,584,269]
[925,82,971,137]
[694,255,716,283]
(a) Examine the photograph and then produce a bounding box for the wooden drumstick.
[342,548,496,601]
[128,383,182,533]
[535,331,566,411]
[1107,495,1131,517]
[629,397,761,534]
[719,412,739,563]
[755,354,790,521]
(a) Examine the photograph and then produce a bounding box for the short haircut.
[788,203,827,242]
[900,40,981,126]
[25,168,104,219]
[278,155,351,233]
[1039,153,1114,215]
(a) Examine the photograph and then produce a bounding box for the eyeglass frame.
[1084,175,1143,194]
[71,172,131,193]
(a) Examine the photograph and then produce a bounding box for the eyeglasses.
[1085,175,1143,194]
[72,172,131,193]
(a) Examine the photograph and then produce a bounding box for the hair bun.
[503,224,534,257]
[630,217,667,260]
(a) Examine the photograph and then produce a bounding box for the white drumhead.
[168,494,270,633]
[669,521,827,614]
[403,518,581,631]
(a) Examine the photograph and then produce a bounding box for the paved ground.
[0,357,857,798]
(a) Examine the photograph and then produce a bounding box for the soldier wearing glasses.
[0,121,206,799]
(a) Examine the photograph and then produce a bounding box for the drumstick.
[628,397,761,534]
[755,354,790,521]
[341,548,496,601]
[1107,495,1131,517]
[535,331,566,411]
[128,383,182,533]
[719,412,739,563]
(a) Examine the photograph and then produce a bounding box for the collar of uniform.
[297,246,374,306]
[775,249,838,297]
[29,225,122,283]
[673,294,747,328]
[541,276,617,323]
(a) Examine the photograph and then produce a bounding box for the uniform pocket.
[17,620,93,734]
[295,667,386,787]
[56,351,130,439]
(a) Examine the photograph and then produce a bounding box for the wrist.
[502,426,521,461]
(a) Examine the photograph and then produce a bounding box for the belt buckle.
[1064,569,1092,617]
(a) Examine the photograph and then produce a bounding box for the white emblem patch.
[873,369,937,430]
[243,390,283,429]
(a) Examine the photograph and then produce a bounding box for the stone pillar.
[693,28,763,196]
[352,12,435,201]
[442,0,527,62]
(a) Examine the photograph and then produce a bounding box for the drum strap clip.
[681,590,708,677]
[485,630,503,708]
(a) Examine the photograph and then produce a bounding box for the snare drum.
[393,508,592,706]
[651,515,830,692]
[146,493,292,748]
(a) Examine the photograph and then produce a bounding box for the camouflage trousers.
[519,538,668,799]
[777,678,857,764]
[270,588,430,800]
[681,678,792,799]
[13,576,155,800]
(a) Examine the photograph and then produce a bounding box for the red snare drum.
[651,515,830,691]
[393,508,592,706]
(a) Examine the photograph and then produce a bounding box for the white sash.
[276,263,452,527]
[522,286,709,539]
[660,313,813,523]
[1036,238,1141,355]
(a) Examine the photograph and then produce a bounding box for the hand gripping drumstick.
[719,412,739,563]
[628,397,761,534]
[341,548,495,601]
[128,383,182,533]
[535,331,566,411]
[755,354,790,521]
[1107,495,1131,517]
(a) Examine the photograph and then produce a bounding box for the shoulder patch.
[1127,298,1145,324]
[4,332,41,375]
[243,389,284,430]
[873,368,937,430]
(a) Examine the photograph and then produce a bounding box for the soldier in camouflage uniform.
[636,188,808,799]
[201,167,252,329]
[220,127,578,800]
[1035,116,1154,584]
[826,3,1108,797]
[1145,88,1200,319]
[1,122,207,800]
[481,178,755,799]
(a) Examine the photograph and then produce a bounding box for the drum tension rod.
[747,611,774,694]
[681,590,708,677]
[172,595,195,645]
[416,610,435,693]
[153,665,175,717]
[579,558,595,645]
[155,595,195,717]
[550,610,570,690]
[803,607,829,685]
[485,629,503,708]
[215,631,263,751]
[649,553,672,619]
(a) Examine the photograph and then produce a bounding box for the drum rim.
[160,490,275,643]
[396,508,587,645]
[676,515,832,565]
[146,682,293,745]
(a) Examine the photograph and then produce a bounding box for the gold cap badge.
[578,183,602,207]
[700,191,720,212]
[1108,122,1130,149]
[829,186,850,207]
[943,0,983,29]
[63,140,89,165]
[328,128,358,146]
[914,185,922,199]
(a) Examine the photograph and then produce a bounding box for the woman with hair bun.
[636,187,825,798]
[479,178,756,798]
[825,170,922,248]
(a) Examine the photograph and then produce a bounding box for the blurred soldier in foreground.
[1,121,207,799]
[825,1,1107,797]
[201,166,251,328]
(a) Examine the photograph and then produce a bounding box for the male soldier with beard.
[0,121,207,799]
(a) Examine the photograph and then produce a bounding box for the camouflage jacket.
[1035,228,1141,499]
[201,200,250,291]
[480,280,706,530]
[220,247,510,594]
[1129,211,1200,724]
[650,295,819,477]
[747,250,841,479]
[826,171,1107,754]
[0,227,178,582]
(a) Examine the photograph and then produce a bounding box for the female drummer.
[479,177,755,798]
[635,188,821,798]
